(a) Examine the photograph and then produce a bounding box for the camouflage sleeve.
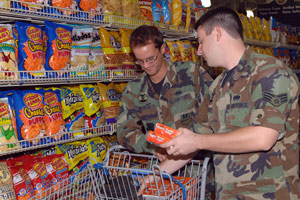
[117,84,157,153]
[193,64,213,134]
[249,66,299,139]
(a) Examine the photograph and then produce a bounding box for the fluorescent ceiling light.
[201,0,211,7]
[246,10,254,17]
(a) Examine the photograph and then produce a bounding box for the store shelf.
[0,123,116,157]
[0,69,141,86]
[245,38,300,50]
[0,0,193,38]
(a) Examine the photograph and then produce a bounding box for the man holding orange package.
[116,25,214,197]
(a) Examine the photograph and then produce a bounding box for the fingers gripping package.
[146,123,180,145]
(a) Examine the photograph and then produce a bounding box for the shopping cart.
[88,145,210,200]
[29,168,95,200]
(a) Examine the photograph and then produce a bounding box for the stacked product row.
[0,82,127,152]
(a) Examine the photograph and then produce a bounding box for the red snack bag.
[42,154,69,192]
[10,164,35,200]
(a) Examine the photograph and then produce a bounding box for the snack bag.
[12,0,45,12]
[119,28,135,70]
[166,40,182,62]
[76,0,102,19]
[45,21,73,78]
[10,163,35,200]
[42,89,66,141]
[79,84,105,133]
[139,0,153,22]
[102,0,123,16]
[56,141,89,171]
[13,90,46,148]
[0,0,10,11]
[0,97,18,153]
[70,26,93,77]
[15,21,45,79]
[48,0,78,16]
[172,0,187,27]
[88,28,105,77]
[39,146,58,156]
[177,40,193,61]
[59,86,85,137]
[99,28,122,70]
[0,162,16,200]
[87,137,107,165]
[152,0,163,23]
[42,154,69,192]
[121,0,141,19]
[191,41,199,63]
[0,24,18,80]
[97,82,120,124]
[162,0,171,25]
[28,159,52,197]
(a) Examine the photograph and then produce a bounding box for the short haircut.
[130,25,164,49]
[194,6,243,39]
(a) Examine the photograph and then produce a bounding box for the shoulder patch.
[263,91,287,107]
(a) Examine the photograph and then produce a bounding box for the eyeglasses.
[135,51,159,66]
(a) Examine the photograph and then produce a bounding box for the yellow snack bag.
[99,27,122,70]
[79,84,105,132]
[172,0,187,27]
[166,40,182,62]
[177,40,193,61]
[119,28,135,70]
[249,16,262,40]
[239,14,253,40]
[87,137,108,165]
[191,41,199,63]
[262,18,271,42]
[97,82,120,124]
[56,141,89,171]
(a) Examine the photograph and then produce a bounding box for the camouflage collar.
[231,48,252,81]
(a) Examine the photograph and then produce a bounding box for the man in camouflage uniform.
[160,6,300,199]
[117,25,212,154]
[117,25,215,198]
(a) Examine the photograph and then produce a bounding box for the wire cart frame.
[88,146,210,200]
[28,168,95,200]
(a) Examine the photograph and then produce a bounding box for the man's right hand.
[156,148,168,162]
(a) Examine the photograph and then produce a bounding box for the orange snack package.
[15,21,45,79]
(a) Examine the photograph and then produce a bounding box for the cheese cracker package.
[45,21,73,78]
[12,90,46,148]
[15,21,45,79]
[42,89,66,141]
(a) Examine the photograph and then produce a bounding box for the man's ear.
[213,26,222,42]
[160,43,166,54]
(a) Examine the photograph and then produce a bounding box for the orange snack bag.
[15,21,45,78]
[45,21,73,77]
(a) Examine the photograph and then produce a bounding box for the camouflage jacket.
[208,48,300,199]
[117,61,212,153]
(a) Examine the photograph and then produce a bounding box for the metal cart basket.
[88,146,210,200]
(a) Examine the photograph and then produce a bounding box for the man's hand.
[159,128,200,156]
[137,174,161,196]
[156,148,168,162]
